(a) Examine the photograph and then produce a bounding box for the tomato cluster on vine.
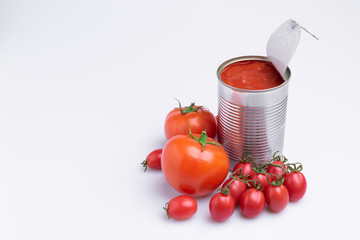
[209,154,307,221]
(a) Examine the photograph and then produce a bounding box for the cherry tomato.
[232,162,256,178]
[266,161,287,180]
[164,101,216,140]
[161,131,229,197]
[239,188,265,218]
[164,195,197,220]
[141,149,162,171]
[222,178,247,205]
[283,171,307,201]
[265,184,289,212]
[209,193,235,222]
[249,173,271,192]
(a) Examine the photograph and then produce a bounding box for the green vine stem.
[231,168,248,180]
[237,155,264,174]
[219,172,263,195]
[269,151,288,163]
[286,162,303,172]
[268,174,286,186]
[265,162,303,183]
[262,162,289,172]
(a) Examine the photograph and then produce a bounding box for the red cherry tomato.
[164,195,197,220]
[222,178,247,205]
[266,161,287,180]
[232,162,256,178]
[141,149,162,171]
[209,193,235,222]
[249,173,271,192]
[265,184,289,212]
[164,101,216,140]
[161,131,229,197]
[239,188,265,218]
[283,171,307,201]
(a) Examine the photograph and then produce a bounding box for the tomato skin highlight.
[232,162,256,178]
[239,188,265,218]
[161,134,229,197]
[165,195,197,220]
[221,178,247,205]
[209,193,235,222]
[283,171,307,201]
[164,106,216,140]
[265,185,289,212]
[143,149,162,171]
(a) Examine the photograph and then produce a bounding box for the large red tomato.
[164,101,216,140]
[161,131,229,197]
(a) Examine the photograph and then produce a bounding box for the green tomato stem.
[163,202,171,219]
[175,98,204,114]
[183,122,221,152]
[141,159,148,172]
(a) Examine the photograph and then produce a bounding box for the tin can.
[217,56,291,168]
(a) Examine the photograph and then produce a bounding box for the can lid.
[266,19,301,77]
[266,19,319,77]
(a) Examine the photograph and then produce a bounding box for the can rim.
[217,55,291,93]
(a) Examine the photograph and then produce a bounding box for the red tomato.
[164,101,216,140]
[266,161,287,180]
[232,162,256,178]
[222,178,247,205]
[209,193,235,222]
[239,188,265,218]
[265,185,289,212]
[141,149,162,172]
[164,195,197,220]
[283,171,307,201]
[249,173,271,192]
[161,132,229,197]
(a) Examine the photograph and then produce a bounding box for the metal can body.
[217,56,291,167]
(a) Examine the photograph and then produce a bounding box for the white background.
[0,0,359,239]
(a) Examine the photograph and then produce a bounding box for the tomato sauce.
[220,60,284,90]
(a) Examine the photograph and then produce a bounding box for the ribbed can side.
[218,96,287,167]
